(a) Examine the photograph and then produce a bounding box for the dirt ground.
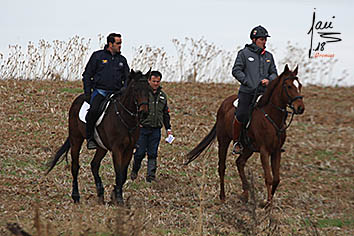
[0,79,353,235]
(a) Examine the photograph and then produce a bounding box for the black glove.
[84,93,91,103]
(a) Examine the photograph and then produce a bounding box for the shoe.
[87,139,98,149]
[131,171,138,181]
[232,142,243,155]
[146,176,155,183]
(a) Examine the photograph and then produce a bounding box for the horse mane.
[257,71,287,108]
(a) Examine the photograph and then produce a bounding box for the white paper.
[165,134,175,144]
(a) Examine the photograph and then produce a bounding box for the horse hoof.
[98,196,105,205]
[73,199,80,204]
[259,200,272,208]
[72,194,80,204]
[240,192,249,203]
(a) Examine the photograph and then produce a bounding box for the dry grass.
[0,80,353,235]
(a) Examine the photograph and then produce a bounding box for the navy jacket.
[82,46,130,95]
[232,43,278,94]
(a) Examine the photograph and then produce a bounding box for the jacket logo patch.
[102,60,108,64]
[248,57,255,62]
[119,62,124,67]
[266,59,271,62]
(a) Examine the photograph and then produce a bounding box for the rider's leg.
[86,92,105,149]
[233,91,253,154]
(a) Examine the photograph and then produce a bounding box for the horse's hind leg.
[70,137,84,203]
[218,140,231,201]
[91,148,107,204]
[236,149,253,202]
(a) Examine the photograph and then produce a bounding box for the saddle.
[79,94,115,150]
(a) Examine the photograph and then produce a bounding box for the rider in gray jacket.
[231,25,278,154]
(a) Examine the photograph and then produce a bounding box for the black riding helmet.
[250,25,270,40]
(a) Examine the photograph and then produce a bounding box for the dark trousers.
[235,91,255,123]
[132,127,162,178]
[86,92,105,139]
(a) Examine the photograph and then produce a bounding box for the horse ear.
[284,64,290,72]
[293,65,298,75]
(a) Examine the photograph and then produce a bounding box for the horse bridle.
[282,77,303,111]
[113,95,149,134]
[262,76,303,135]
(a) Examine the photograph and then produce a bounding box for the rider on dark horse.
[231,25,278,154]
[82,33,130,149]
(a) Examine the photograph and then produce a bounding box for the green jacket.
[141,86,171,130]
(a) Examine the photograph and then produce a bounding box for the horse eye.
[288,85,292,89]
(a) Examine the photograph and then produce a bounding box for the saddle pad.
[232,95,263,108]
[78,101,110,150]
[78,101,110,126]
[79,102,90,122]
[233,99,239,108]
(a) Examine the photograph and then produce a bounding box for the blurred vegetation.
[0,35,350,85]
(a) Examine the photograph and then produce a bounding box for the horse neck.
[120,88,137,113]
[265,84,288,124]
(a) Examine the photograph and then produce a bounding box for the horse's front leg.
[260,147,273,205]
[91,148,107,204]
[270,149,281,198]
[111,147,126,205]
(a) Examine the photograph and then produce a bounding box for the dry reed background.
[0,36,350,85]
[0,36,353,235]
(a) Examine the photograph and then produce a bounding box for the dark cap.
[250,25,270,40]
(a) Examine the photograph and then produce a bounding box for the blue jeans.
[132,127,162,178]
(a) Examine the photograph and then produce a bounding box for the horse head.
[128,69,150,121]
[280,65,305,114]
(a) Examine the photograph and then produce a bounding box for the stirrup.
[232,142,243,155]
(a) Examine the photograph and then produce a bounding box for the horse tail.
[46,137,70,175]
[184,123,217,165]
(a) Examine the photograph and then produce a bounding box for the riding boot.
[232,118,243,155]
[86,110,98,150]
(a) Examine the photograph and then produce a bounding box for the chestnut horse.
[185,65,305,204]
[46,70,150,205]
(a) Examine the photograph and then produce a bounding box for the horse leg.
[111,147,126,205]
[259,147,273,204]
[90,148,107,204]
[235,149,253,202]
[270,149,281,198]
[70,137,84,203]
[217,140,230,201]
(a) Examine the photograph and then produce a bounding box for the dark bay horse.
[185,65,305,205]
[46,70,150,205]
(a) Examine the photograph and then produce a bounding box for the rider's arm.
[232,51,248,86]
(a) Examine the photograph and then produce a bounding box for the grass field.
[0,80,353,235]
